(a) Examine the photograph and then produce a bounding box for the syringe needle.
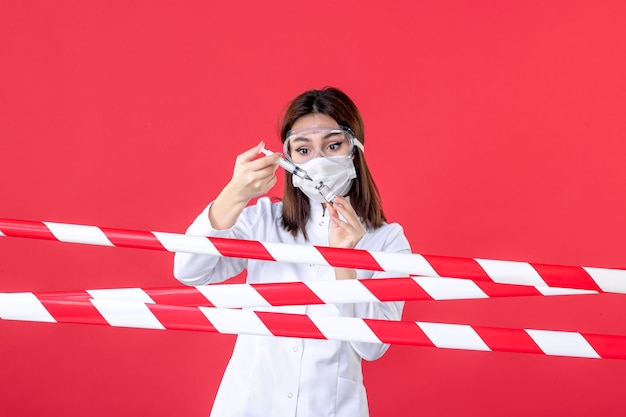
[260,146,313,181]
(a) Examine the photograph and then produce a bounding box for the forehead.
[290,113,339,132]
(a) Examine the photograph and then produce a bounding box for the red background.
[1,1,626,416]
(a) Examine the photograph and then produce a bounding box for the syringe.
[260,146,313,182]
[260,146,338,204]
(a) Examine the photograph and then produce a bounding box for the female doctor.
[174,87,411,417]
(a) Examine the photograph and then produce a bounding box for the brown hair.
[279,87,386,239]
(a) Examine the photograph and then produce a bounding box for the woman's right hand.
[209,141,280,230]
[227,141,280,202]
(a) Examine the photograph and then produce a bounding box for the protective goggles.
[284,125,364,164]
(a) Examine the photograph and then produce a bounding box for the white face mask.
[291,156,357,203]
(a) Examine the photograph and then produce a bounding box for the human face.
[285,114,360,164]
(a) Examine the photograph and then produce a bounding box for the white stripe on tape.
[474,259,548,287]
[311,316,382,344]
[195,284,271,308]
[0,292,57,322]
[199,307,273,336]
[535,286,598,296]
[152,231,221,256]
[87,288,155,303]
[414,277,489,300]
[525,329,601,358]
[305,280,380,305]
[370,251,439,276]
[416,322,491,351]
[584,267,626,294]
[0,230,5,237]
[44,222,114,246]
[263,242,330,267]
[90,299,165,329]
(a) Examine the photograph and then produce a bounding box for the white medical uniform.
[174,197,411,417]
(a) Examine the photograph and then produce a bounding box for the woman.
[174,87,411,417]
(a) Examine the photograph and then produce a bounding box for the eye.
[295,147,309,155]
[327,142,343,152]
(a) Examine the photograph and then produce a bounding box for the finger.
[329,203,355,226]
[326,202,338,217]
[331,195,351,211]
[247,170,277,196]
[329,213,347,229]
[329,218,359,245]
[251,161,281,182]
[330,196,359,222]
[330,200,365,237]
[247,152,280,171]
[264,173,278,191]
[330,209,358,233]
[236,141,267,164]
[259,172,278,191]
[327,204,351,227]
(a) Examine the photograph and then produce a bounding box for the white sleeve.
[335,223,411,361]
[173,202,254,286]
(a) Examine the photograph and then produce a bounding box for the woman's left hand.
[327,195,366,249]
[327,196,365,280]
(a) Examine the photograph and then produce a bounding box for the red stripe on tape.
[36,297,109,326]
[147,304,217,332]
[584,334,626,360]
[209,236,276,261]
[361,278,433,302]
[37,290,92,300]
[474,326,544,354]
[145,287,215,307]
[531,263,602,292]
[0,219,56,240]
[256,311,326,339]
[364,319,435,346]
[422,255,491,282]
[473,281,542,298]
[251,282,324,306]
[315,246,383,271]
[100,228,165,251]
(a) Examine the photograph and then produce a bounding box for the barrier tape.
[1,218,625,293]
[0,295,624,360]
[12,278,596,309]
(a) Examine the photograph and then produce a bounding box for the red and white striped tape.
[1,294,624,360]
[1,218,625,293]
[20,277,596,309]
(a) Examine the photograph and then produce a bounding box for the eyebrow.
[290,130,344,143]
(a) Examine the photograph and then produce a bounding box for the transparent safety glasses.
[284,125,364,164]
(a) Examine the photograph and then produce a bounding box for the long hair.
[279,87,386,239]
